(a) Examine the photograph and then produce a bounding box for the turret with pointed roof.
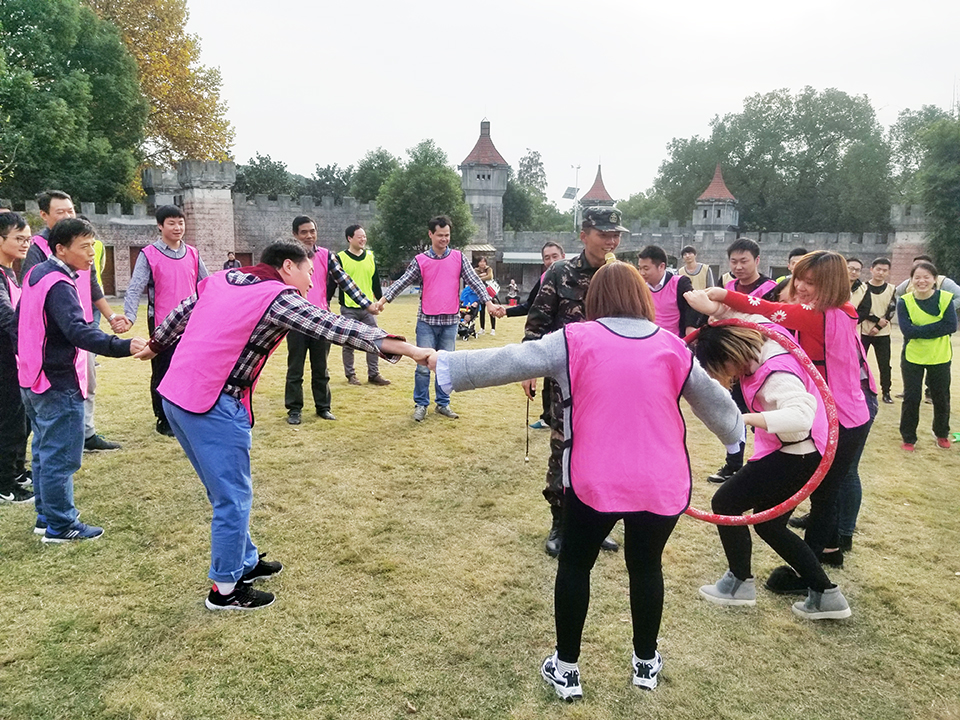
[459,119,509,242]
[580,165,615,207]
[693,164,739,231]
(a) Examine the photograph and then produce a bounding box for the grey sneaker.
[699,570,757,606]
[792,586,852,620]
[632,651,663,690]
[435,405,459,419]
[412,405,427,422]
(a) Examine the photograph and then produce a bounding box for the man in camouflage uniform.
[522,206,627,557]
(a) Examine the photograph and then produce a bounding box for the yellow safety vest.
[903,291,954,365]
[337,249,378,309]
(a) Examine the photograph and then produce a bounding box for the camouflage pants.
[542,377,565,507]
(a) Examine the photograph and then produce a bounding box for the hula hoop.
[682,318,839,526]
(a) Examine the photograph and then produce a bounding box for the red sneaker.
[936,437,951,450]
[901,443,915,452]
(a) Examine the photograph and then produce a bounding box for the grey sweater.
[438,317,744,489]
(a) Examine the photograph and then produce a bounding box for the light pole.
[571,164,580,232]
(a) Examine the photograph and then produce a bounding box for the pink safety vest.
[650,273,682,336]
[740,348,829,461]
[306,246,330,310]
[17,265,89,397]
[821,307,871,428]
[141,243,201,327]
[725,277,778,298]
[32,234,93,322]
[565,321,694,515]
[3,269,21,309]
[416,250,462,315]
[158,272,289,425]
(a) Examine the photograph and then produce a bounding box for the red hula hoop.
[683,318,839,526]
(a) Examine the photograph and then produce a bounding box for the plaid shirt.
[382,247,490,326]
[152,269,399,400]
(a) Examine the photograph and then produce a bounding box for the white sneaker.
[632,651,663,690]
[540,653,582,701]
[412,406,427,422]
[490,329,496,335]
[699,570,757,606]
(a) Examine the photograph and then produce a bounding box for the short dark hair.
[428,215,451,232]
[913,254,933,263]
[638,245,667,266]
[227,252,235,258]
[261,241,308,268]
[871,257,891,268]
[292,215,316,235]
[37,190,72,213]
[541,241,563,254]
[0,212,28,237]
[156,205,185,225]
[49,218,95,251]
[847,257,863,267]
[727,237,760,259]
[345,224,363,240]
[788,247,808,260]
[681,245,696,255]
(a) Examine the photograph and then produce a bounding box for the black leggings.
[555,489,679,662]
[712,451,831,592]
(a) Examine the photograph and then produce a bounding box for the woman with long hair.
[429,261,743,699]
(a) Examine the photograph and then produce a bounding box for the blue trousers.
[164,395,259,584]
[414,320,457,408]
[21,387,84,533]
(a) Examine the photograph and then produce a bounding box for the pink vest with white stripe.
[158,273,289,424]
[725,277,778,298]
[32,234,93,321]
[142,243,201,327]
[822,307,870,428]
[651,273,682,336]
[17,266,88,397]
[306,246,330,310]
[417,250,462,315]
[565,322,694,515]
[740,349,829,461]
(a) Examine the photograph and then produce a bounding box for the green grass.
[2,295,959,719]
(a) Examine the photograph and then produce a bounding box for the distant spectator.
[223,252,241,270]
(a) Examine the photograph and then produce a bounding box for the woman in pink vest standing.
[685,306,851,620]
[430,261,744,700]
[703,250,874,589]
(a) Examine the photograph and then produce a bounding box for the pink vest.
[565,322,694,515]
[158,272,288,425]
[726,277,778,298]
[17,266,88,397]
[740,350,829,461]
[417,250,462,315]
[3,269,21,309]
[142,243,201,327]
[822,307,870,428]
[32,234,92,321]
[306,246,330,310]
[651,273,682,336]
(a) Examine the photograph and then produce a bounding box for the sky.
[185,0,958,210]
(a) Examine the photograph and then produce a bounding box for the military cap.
[581,206,628,232]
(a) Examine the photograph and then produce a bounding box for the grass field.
[2,294,959,720]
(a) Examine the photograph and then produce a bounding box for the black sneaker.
[788,512,810,529]
[882,393,893,404]
[0,485,35,504]
[156,418,175,437]
[205,583,275,611]
[16,470,32,488]
[240,553,283,584]
[287,412,302,425]
[707,464,738,484]
[84,434,121,452]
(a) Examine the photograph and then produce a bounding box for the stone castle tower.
[580,165,615,207]
[459,119,508,242]
[693,164,739,232]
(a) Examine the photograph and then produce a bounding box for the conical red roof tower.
[580,165,614,206]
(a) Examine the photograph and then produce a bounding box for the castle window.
[702,210,708,219]
[905,206,912,216]
[716,209,721,218]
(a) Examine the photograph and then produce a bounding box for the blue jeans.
[414,320,457,408]
[164,395,260,584]
[837,388,879,537]
[21,387,85,533]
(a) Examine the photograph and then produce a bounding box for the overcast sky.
[185,0,958,209]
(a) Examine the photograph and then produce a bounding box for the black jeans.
[0,350,28,490]
[555,488,679,662]
[900,358,951,443]
[150,343,176,423]
[284,330,331,414]
[712,451,831,592]
[543,378,565,507]
[861,334,892,394]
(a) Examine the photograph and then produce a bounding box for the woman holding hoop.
[685,299,851,620]
[429,261,743,699]
[704,251,874,585]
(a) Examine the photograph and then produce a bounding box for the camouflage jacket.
[524,252,601,341]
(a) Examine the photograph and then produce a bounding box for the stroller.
[458,302,478,340]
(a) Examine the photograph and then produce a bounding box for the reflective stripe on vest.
[307,246,330,310]
[337,250,377,309]
[903,291,954,365]
[565,321,693,515]
[650,273,682,336]
[17,265,88,397]
[142,244,200,327]
[158,273,289,425]
[417,250,462,315]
